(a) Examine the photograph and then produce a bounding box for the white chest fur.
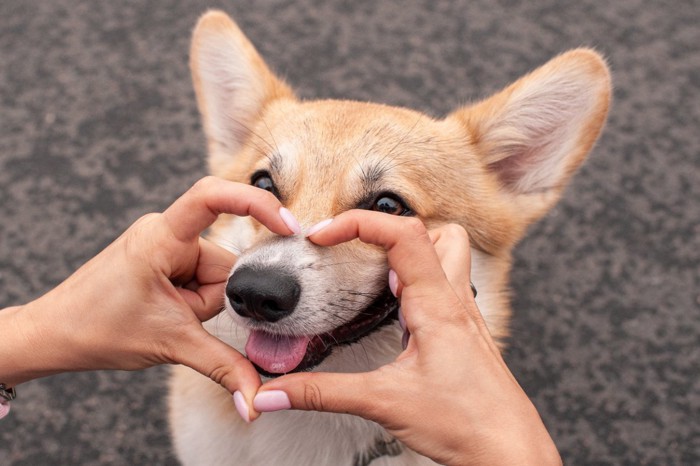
[169,354,437,465]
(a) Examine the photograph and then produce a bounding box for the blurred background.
[1,0,698,464]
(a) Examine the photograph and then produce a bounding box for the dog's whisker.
[308,259,384,269]
[323,303,359,315]
[229,119,277,155]
[354,339,373,371]
[261,117,282,158]
[339,289,383,297]
[212,238,244,256]
[199,264,237,273]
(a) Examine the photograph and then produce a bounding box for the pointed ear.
[190,10,294,175]
[449,49,611,221]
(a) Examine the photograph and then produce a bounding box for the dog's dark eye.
[372,195,408,216]
[251,171,280,198]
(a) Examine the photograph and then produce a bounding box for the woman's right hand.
[255,211,561,466]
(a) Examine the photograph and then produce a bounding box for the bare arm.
[0,177,298,411]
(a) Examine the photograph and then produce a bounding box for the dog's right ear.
[448,49,611,227]
[190,10,294,175]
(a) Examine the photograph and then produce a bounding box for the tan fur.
[170,10,611,465]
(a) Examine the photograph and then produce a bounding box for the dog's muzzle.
[226,265,301,322]
[225,263,398,376]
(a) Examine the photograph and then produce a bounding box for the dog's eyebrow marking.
[353,160,390,211]
[267,151,284,174]
[357,116,424,189]
[360,162,386,190]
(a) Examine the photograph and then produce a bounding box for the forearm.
[0,300,76,387]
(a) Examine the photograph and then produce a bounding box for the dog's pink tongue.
[245,330,310,374]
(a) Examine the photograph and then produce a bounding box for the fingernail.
[279,207,302,235]
[233,390,251,423]
[305,218,333,237]
[388,269,399,297]
[398,307,406,332]
[0,401,10,419]
[402,330,410,350]
[253,390,292,412]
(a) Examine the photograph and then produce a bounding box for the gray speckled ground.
[1,0,698,464]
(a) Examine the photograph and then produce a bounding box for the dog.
[168,10,611,465]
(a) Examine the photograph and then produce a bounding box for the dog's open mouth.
[244,289,398,377]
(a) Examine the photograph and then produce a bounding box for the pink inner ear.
[487,142,554,194]
[488,155,526,190]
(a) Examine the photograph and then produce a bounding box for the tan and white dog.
[169,10,610,465]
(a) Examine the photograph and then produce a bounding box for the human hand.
[254,211,561,465]
[7,177,297,402]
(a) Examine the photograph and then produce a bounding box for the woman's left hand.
[6,177,295,401]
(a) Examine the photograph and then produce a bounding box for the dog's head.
[190,11,611,376]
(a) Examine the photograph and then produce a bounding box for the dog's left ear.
[190,10,294,175]
[449,49,611,223]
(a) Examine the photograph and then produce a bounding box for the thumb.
[174,328,263,420]
[256,371,379,419]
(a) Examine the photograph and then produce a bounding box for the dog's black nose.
[226,265,301,322]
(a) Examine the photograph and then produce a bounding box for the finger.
[174,328,263,420]
[163,176,294,242]
[257,371,378,419]
[427,226,494,337]
[195,238,237,285]
[177,282,227,322]
[428,224,473,304]
[307,211,466,333]
[177,239,236,321]
[307,211,448,295]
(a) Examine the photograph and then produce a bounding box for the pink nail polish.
[388,269,399,297]
[0,401,10,419]
[233,391,251,423]
[279,207,302,235]
[305,218,333,237]
[253,390,292,412]
[398,307,406,332]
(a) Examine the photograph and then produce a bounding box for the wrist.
[0,297,81,387]
[0,304,38,387]
[437,392,560,466]
[0,305,30,387]
[460,411,561,466]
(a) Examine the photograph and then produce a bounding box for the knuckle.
[303,382,325,411]
[191,175,217,194]
[122,214,161,257]
[361,374,387,418]
[131,212,160,228]
[254,186,277,204]
[403,217,428,236]
[441,223,468,241]
[210,364,232,387]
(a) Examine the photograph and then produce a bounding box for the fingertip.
[259,373,320,412]
[253,390,292,413]
[227,366,264,421]
[233,390,251,423]
[279,207,301,235]
[304,218,334,238]
[398,306,406,331]
[262,371,375,417]
[388,269,399,297]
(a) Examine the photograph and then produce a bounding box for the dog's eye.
[372,195,408,216]
[251,171,280,198]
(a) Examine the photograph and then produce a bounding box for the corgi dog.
[168,10,611,466]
